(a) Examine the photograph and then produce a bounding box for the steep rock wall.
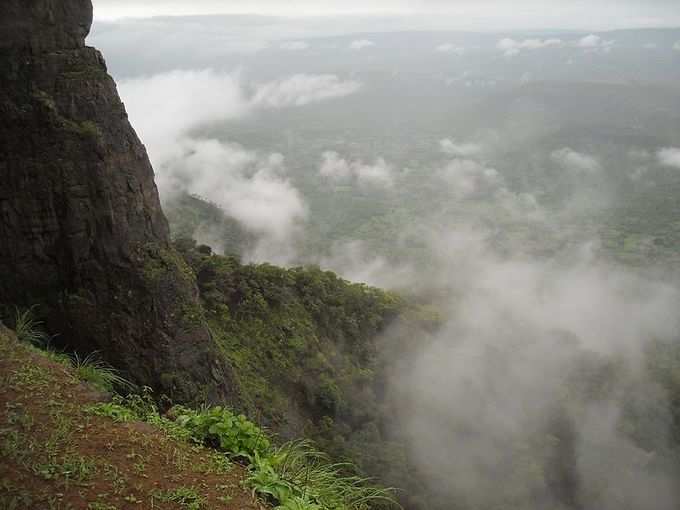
[0,0,238,404]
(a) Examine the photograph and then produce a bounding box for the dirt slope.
[0,326,262,510]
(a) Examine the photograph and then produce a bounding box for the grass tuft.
[13,306,50,347]
[71,352,135,393]
[153,486,207,510]
[248,439,400,510]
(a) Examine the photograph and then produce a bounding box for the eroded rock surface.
[0,0,238,404]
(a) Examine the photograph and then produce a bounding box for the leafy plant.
[247,450,297,504]
[175,406,270,459]
[13,307,50,347]
[276,496,323,510]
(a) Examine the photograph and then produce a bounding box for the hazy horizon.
[92,0,680,31]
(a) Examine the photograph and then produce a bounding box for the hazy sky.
[92,0,680,30]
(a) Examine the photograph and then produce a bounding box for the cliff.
[0,0,237,404]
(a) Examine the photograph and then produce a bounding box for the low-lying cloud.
[279,40,309,51]
[435,43,466,55]
[120,69,361,162]
[119,68,361,262]
[551,147,602,173]
[162,139,307,263]
[439,158,503,198]
[320,151,395,188]
[251,74,361,108]
[119,69,249,163]
[349,39,375,50]
[577,34,615,53]
[495,34,615,57]
[497,37,562,56]
[440,138,484,157]
[657,147,680,169]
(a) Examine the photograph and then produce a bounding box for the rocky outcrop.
[1,0,93,52]
[0,0,238,404]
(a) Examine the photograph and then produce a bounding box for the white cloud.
[643,42,658,50]
[435,141,543,221]
[439,158,504,198]
[440,138,483,157]
[119,69,361,162]
[577,34,602,48]
[320,151,352,180]
[674,41,680,51]
[576,34,615,52]
[251,74,361,108]
[435,43,465,55]
[628,148,651,161]
[318,240,416,289]
[279,40,309,50]
[551,147,602,173]
[496,37,562,57]
[162,139,307,263]
[320,152,395,188]
[356,158,394,188]
[119,70,249,162]
[349,39,375,50]
[657,147,680,169]
[118,69,360,264]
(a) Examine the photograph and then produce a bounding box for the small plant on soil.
[153,486,207,510]
[13,307,50,347]
[175,406,271,459]
[71,352,135,393]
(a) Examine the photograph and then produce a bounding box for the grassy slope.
[0,325,262,510]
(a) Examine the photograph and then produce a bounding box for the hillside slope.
[0,325,261,510]
[1,322,400,510]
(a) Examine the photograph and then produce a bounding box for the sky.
[92,0,680,30]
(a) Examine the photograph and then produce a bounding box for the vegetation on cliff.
[172,239,438,500]
[0,321,399,510]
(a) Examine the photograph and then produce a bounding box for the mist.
[118,69,361,262]
[381,223,680,509]
[101,9,680,510]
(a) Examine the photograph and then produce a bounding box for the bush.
[175,406,271,459]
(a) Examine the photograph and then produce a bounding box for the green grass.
[88,390,399,510]
[86,402,138,422]
[1,321,400,510]
[34,454,98,485]
[170,406,399,510]
[247,440,399,510]
[88,503,118,510]
[71,352,135,393]
[13,307,50,347]
[153,486,207,510]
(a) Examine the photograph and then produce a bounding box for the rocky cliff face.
[0,0,237,404]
